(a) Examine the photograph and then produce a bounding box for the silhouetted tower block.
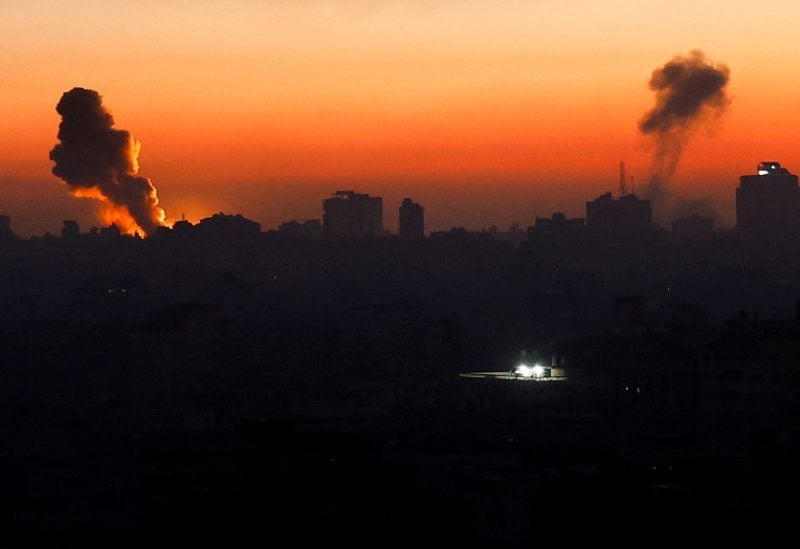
[323,190,383,239]
[0,215,13,240]
[736,162,800,238]
[0,215,13,243]
[585,192,652,237]
[399,198,424,239]
[62,220,80,239]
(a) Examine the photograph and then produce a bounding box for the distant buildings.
[736,162,800,238]
[323,191,383,239]
[398,198,424,239]
[527,212,585,242]
[277,219,322,239]
[585,192,652,237]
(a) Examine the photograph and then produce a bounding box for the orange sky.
[3,1,800,235]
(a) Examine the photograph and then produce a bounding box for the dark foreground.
[2,404,799,549]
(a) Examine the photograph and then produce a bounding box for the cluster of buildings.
[3,161,799,243]
[319,191,424,240]
[531,161,800,242]
[313,161,800,243]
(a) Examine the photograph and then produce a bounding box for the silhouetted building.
[695,308,800,460]
[586,192,652,237]
[130,302,223,430]
[0,215,13,239]
[429,227,494,242]
[99,223,122,240]
[323,191,383,239]
[171,219,194,236]
[736,162,800,238]
[62,220,80,239]
[277,219,322,239]
[486,222,527,244]
[399,198,424,239]
[195,213,261,239]
[528,212,585,242]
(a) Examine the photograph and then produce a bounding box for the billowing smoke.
[49,87,166,236]
[639,51,730,217]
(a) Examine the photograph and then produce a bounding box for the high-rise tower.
[398,198,424,239]
[736,162,800,238]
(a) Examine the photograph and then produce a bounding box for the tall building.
[0,215,12,239]
[323,191,383,239]
[398,198,424,239]
[62,220,80,239]
[736,162,800,237]
[585,192,652,237]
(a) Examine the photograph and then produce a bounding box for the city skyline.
[4,1,800,236]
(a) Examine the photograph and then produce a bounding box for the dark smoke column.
[639,51,730,214]
[49,87,166,236]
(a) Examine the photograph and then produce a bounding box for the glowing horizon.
[3,1,800,236]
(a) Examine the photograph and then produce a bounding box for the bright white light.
[532,364,545,377]
[515,364,533,377]
[758,170,769,175]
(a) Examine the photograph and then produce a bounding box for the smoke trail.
[49,87,166,236]
[640,51,730,213]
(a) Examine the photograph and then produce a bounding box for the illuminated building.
[736,162,800,238]
[399,198,424,239]
[460,351,567,383]
[323,190,383,239]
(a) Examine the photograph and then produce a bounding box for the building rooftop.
[757,162,791,176]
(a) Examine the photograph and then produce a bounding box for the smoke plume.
[49,87,166,236]
[639,51,730,215]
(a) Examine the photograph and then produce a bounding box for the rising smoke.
[639,50,730,217]
[49,87,166,236]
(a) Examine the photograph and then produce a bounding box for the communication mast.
[619,161,627,198]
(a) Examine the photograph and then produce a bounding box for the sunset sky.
[3,0,800,236]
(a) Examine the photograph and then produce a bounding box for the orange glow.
[127,135,141,174]
[70,188,146,235]
[71,189,169,237]
[4,2,800,235]
[100,202,144,236]
[71,187,106,200]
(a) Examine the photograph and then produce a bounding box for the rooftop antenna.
[619,161,627,198]
[630,176,635,196]
[181,212,186,221]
